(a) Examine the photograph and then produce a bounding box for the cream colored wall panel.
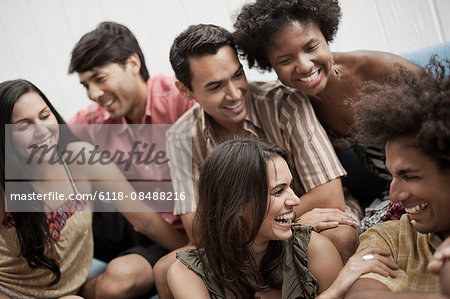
[434,0,450,41]
[0,11,21,80]
[176,0,230,27]
[0,0,447,119]
[138,0,189,76]
[60,0,104,40]
[374,0,442,52]
[332,0,387,51]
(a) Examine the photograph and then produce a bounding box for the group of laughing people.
[1,0,450,298]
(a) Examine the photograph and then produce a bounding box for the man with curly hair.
[345,61,450,298]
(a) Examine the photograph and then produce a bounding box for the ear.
[175,81,194,100]
[126,53,141,76]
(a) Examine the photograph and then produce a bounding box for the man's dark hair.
[170,24,237,90]
[353,59,450,172]
[69,21,149,81]
[233,0,341,71]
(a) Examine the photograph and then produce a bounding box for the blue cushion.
[399,41,450,68]
[87,258,108,280]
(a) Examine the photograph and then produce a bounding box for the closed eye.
[40,114,50,120]
[16,124,30,131]
[307,43,319,51]
[95,76,106,83]
[278,58,292,65]
[208,83,221,91]
[403,175,420,181]
[272,188,284,196]
[233,69,244,79]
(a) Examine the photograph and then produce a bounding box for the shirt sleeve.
[283,92,346,192]
[166,126,198,215]
[357,224,409,292]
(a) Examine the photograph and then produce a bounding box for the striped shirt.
[166,81,346,215]
[358,214,442,293]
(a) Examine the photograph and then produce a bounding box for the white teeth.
[103,99,114,108]
[32,137,52,148]
[298,70,319,83]
[223,100,241,110]
[275,211,294,221]
[405,203,428,214]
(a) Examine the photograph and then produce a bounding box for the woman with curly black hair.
[233,0,421,227]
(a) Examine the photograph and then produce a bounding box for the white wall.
[0,0,448,120]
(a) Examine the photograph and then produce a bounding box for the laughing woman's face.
[11,92,59,162]
[267,20,334,96]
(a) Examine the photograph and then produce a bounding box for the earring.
[333,62,339,75]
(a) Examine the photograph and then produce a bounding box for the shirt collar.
[428,233,443,251]
[199,90,262,140]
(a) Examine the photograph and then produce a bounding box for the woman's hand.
[318,247,398,299]
[295,208,359,232]
[428,236,450,275]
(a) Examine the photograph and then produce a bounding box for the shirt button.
[144,165,150,171]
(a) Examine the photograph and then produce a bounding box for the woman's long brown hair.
[193,137,287,298]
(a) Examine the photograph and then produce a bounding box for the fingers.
[347,247,399,277]
[427,259,442,274]
[368,263,398,278]
[299,208,360,228]
[434,246,450,261]
[313,221,339,232]
[427,238,450,274]
[358,246,392,257]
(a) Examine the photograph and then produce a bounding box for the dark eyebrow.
[80,70,100,85]
[13,107,48,123]
[203,79,223,90]
[203,65,243,89]
[396,168,420,176]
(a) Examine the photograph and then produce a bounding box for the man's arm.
[166,125,200,245]
[180,212,196,244]
[71,141,189,251]
[286,93,359,260]
[345,278,447,299]
[286,90,347,210]
[295,178,345,215]
[121,212,189,250]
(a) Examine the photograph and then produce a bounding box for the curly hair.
[353,58,450,172]
[233,0,341,71]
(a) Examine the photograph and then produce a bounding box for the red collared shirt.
[69,75,194,228]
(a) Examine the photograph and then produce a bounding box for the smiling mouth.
[100,98,115,109]
[297,69,320,83]
[274,211,294,225]
[404,202,428,214]
[223,100,242,110]
[29,136,54,149]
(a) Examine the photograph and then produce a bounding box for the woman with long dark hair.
[0,79,89,298]
[167,137,398,298]
[0,79,177,298]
